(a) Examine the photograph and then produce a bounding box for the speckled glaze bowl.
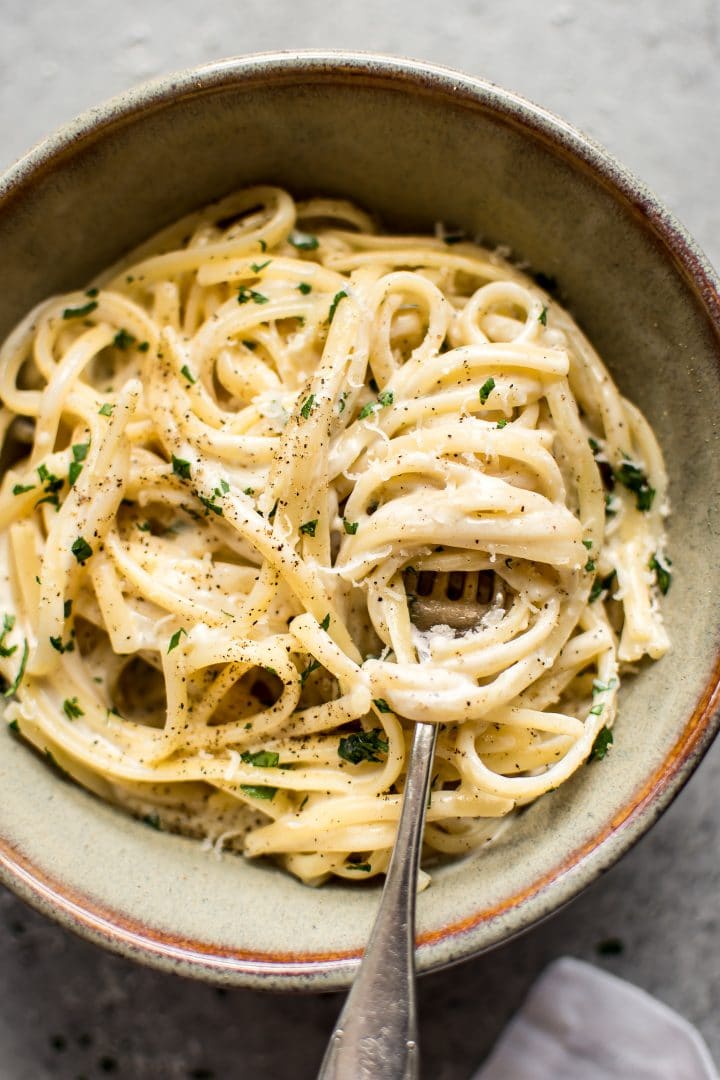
[1,52,719,990]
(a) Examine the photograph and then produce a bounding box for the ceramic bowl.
[1,52,719,990]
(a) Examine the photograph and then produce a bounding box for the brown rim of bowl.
[1,51,719,991]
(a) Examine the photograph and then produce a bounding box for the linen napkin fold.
[473,956,718,1080]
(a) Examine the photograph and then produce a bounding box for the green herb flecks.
[167,627,188,653]
[300,659,320,685]
[98,403,114,417]
[373,698,392,713]
[112,328,136,350]
[35,463,64,510]
[343,518,359,535]
[328,290,348,324]
[288,229,319,251]
[240,784,277,800]
[71,537,93,565]
[0,614,16,658]
[250,259,271,273]
[339,728,389,764]
[300,394,315,420]
[297,282,312,295]
[615,460,655,512]
[237,286,269,305]
[479,377,496,405]
[589,569,617,604]
[62,697,84,720]
[241,749,280,768]
[62,300,97,320]
[171,455,192,480]
[591,725,614,761]
[12,483,35,495]
[538,305,548,326]
[3,638,28,698]
[320,613,330,632]
[180,364,196,385]
[299,519,318,537]
[649,553,672,595]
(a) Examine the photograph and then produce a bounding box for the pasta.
[0,186,671,886]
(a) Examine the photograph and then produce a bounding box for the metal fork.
[318,571,492,1080]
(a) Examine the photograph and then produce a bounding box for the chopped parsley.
[36,463,64,510]
[300,659,320,685]
[68,442,90,486]
[377,390,394,407]
[12,483,35,495]
[343,518,359,535]
[328,290,347,323]
[71,537,93,564]
[649,553,672,595]
[297,282,312,295]
[138,340,150,352]
[582,539,593,550]
[85,287,99,298]
[241,749,280,768]
[615,460,655,512]
[137,520,151,532]
[538,305,548,326]
[589,569,617,604]
[496,419,508,429]
[300,394,315,419]
[63,599,72,618]
[49,635,74,654]
[112,328,135,350]
[320,613,331,632]
[250,259,271,272]
[63,697,84,720]
[240,784,277,800]
[479,377,496,404]
[299,519,318,537]
[358,390,393,419]
[592,678,618,695]
[339,728,389,765]
[243,487,256,496]
[98,403,114,416]
[585,558,596,573]
[199,495,223,516]
[242,339,257,350]
[62,300,97,320]
[8,718,19,733]
[338,391,348,414]
[171,455,192,480]
[0,614,16,657]
[237,286,269,305]
[589,703,604,716]
[591,725,614,761]
[167,628,187,652]
[3,638,28,698]
[180,364,196,385]
[373,698,392,713]
[346,862,371,872]
[288,229,319,251]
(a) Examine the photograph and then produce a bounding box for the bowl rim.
[1,49,720,991]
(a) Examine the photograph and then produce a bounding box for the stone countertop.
[1,1,719,1077]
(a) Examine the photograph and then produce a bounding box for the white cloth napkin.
[473,957,718,1080]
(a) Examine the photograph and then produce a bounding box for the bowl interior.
[1,54,719,989]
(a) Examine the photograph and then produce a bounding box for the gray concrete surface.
[1,1,719,1076]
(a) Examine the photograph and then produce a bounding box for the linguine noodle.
[0,186,670,885]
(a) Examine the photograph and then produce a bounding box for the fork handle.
[317,720,438,1080]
